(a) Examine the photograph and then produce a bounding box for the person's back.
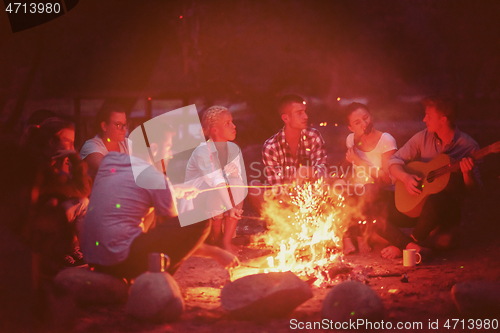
[81,152,175,266]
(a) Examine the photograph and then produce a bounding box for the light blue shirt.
[81,152,175,266]
[388,127,481,186]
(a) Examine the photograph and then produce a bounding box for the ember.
[250,179,352,286]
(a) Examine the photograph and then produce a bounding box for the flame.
[253,179,348,286]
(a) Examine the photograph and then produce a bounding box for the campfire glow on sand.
[234,179,361,286]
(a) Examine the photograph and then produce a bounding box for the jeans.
[92,218,210,280]
[376,190,462,250]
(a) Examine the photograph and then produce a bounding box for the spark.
[257,179,344,286]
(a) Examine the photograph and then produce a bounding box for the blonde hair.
[201,106,230,138]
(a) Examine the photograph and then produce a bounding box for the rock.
[221,271,313,320]
[53,267,128,305]
[451,281,500,316]
[322,281,384,322]
[126,272,184,323]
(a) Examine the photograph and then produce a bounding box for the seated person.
[340,103,397,254]
[247,94,328,214]
[0,137,57,332]
[22,117,92,271]
[80,126,239,281]
[80,104,129,179]
[184,106,246,255]
[380,95,481,259]
[262,94,328,186]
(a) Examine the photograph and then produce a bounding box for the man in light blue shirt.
[380,95,481,260]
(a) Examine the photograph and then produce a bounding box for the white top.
[79,135,129,160]
[185,140,245,188]
[177,140,247,222]
[80,152,175,266]
[346,132,397,186]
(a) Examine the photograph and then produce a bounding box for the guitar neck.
[438,143,496,174]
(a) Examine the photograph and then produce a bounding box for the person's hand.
[52,149,78,161]
[173,184,200,200]
[226,207,243,220]
[224,163,239,178]
[403,173,422,195]
[346,147,361,165]
[214,248,240,269]
[460,157,474,174]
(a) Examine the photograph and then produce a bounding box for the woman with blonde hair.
[184,106,246,255]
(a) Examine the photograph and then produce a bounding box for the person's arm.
[172,184,200,200]
[387,132,424,195]
[192,243,240,268]
[460,157,479,189]
[345,148,395,185]
[389,164,422,195]
[262,143,284,185]
[83,153,104,180]
[308,130,328,179]
[192,147,238,218]
[376,149,397,185]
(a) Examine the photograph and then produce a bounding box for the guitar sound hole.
[427,171,435,183]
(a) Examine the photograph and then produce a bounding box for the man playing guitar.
[380,95,481,260]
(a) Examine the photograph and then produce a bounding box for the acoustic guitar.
[395,141,500,217]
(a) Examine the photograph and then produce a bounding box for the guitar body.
[395,154,451,217]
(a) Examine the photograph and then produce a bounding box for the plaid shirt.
[262,127,328,185]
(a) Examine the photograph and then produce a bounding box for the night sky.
[1,0,499,129]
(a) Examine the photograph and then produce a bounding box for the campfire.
[234,179,365,287]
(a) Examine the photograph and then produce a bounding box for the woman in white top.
[80,104,129,179]
[184,106,246,255]
[342,103,397,254]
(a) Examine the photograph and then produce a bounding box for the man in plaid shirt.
[262,94,328,186]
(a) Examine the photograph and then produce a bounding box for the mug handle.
[163,255,171,270]
[415,252,422,264]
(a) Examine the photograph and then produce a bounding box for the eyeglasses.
[111,122,128,130]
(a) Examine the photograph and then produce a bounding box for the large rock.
[322,281,384,322]
[221,271,313,320]
[451,281,500,316]
[126,272,184,323]
[53,267,129,305]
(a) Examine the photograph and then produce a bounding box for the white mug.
[403,249,421,267]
